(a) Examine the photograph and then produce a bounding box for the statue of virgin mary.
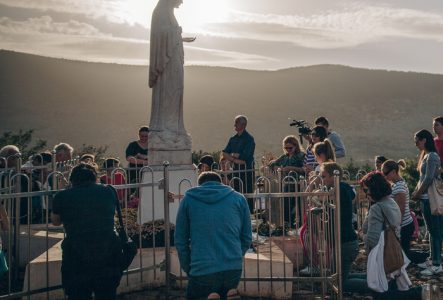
[148,0,194,150]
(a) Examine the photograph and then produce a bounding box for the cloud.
[0,15,107,37]
[195,6,443,49]
[0,0,133,24]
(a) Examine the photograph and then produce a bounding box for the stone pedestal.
[140,164,197,224]
[148,149,192,166]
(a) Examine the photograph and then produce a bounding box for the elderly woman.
[52,163,122,300]
[361,172,422,299]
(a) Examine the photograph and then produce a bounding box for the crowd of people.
[1,115,443,299]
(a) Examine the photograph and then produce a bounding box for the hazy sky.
[1,0,443,73]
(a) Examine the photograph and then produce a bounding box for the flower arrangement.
[115,208,175,248]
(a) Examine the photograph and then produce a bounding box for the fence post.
[163,161,171,299]
[333,170,343,300]
[13,153,22,282]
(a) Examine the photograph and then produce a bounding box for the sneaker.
[226,289,241,300]
[207,293,220,300]
[420,265,443,276]
[417,259,432,269]
[299,265,320,276]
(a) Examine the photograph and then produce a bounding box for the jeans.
[186,269,242,300]
[373,280,422,300]
[400,222,428,264]
[342,240,371,294]
[421,198,443,265]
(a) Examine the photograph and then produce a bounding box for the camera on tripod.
[289,119,311,144]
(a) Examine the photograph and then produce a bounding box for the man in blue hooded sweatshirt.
[175,171,252,300]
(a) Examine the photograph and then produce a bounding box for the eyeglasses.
[284,147,294,151]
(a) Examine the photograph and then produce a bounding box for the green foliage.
[0,129,47,159]
[76,143,109,163]
[192,150,220,166]
[343,158,372,180]
[402,158,420,194]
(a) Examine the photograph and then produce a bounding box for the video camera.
[289,119,311,144]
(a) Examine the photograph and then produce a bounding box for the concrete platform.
[23,246,167,299]
[171,240,294,300]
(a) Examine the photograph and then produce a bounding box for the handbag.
[428,170,443,215]
[0,250,8,274]
[381,210,403,274]
[109,185,138,271]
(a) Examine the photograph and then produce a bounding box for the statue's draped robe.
[149,3,189,149]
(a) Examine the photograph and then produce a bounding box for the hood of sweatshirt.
[185,181,237,204]
[340,181,356,200]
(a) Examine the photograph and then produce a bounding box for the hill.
[1,50,442,163]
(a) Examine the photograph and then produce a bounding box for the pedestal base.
[140,164,197,224]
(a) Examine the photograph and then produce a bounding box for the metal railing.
[0,158,168,299]
[0,152,372,299]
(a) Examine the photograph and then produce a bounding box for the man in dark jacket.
[222,115,255,212]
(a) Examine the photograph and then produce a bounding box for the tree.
[0,129,47,160]
[75,144,109,165]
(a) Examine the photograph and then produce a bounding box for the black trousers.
[61,235,122,300]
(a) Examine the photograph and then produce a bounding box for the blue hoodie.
[174,181,252,276]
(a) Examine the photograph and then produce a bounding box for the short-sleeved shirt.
[53,183,116,238]
[223,130,255,168]
[391,179,413,227]
[269,152,305,170]
[125,141,148,167]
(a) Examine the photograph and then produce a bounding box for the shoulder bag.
[428,167,443,215]
[381,209,403,274]
[109,185,138,271]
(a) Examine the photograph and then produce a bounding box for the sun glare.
[176,0,231,32]
[114,0,230,32]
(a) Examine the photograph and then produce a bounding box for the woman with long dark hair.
[52,163,122,299]
[411,129,443,276]
[303,126,327,173]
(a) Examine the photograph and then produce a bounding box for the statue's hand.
[182,37,196,43]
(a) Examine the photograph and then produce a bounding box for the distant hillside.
[1,50,443,163]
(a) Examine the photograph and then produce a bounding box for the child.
[100,158,126,203]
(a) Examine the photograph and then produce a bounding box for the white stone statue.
[148,0,194,152]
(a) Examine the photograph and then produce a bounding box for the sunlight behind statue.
[148,0,195,163]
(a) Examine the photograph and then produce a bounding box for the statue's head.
[160,0,182,8]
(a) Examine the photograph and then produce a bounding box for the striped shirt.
[391,179,413,227]
[304,146,318,168]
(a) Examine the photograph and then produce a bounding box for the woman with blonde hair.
[382,159,427,264]
[312,140,336,173]
[268,135,305,226]
[268,135,305,174]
